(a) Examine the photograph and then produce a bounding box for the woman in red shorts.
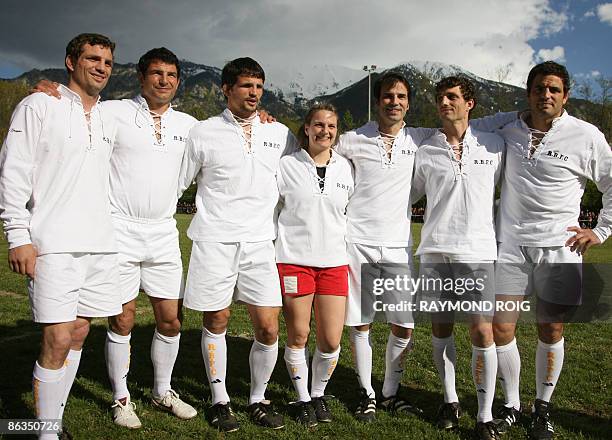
[276,103,354,427]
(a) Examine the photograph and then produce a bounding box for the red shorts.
[277,264,349,297]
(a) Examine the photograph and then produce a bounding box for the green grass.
[0,214,610,439]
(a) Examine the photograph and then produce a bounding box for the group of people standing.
[0,32,610,440]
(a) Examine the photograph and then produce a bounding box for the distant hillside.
[2,60,609,139]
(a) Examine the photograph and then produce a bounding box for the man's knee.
[391,323,413,339]
[432,321,454,339]
[470,322,494,347]
[253,308,279,344]
[204,309,231,333]
[156,317,182,336]
[109,304,136,335]
[353,323,371,332]
[493,322,516,345]
[255,321,279,345]
[40,326,73,368]
[71,319,91,347]
[537,322,564,344]
[42,329,72,352]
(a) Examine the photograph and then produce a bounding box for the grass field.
[0,214,610,439]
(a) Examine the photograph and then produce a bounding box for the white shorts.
[113,216,184,303]
[345,242,415,328]
[184,240,282,311]
[418,254,495,317]
[495,242,582,305]
[28,252,121,323]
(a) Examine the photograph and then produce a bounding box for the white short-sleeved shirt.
[0,85,117,254]
[178,109,299,242]
[335,122,435,246]
[497,111,612,246]
[275,149,354,267]
[412,126,505,260]
[103,96,197,221]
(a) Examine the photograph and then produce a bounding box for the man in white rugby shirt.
[0,33,119,440]
[335,72,436,422]
[411,76,504,440]
[101,48,198,428]
[489,61,612,440]
[177,57,298,432]
[32,47,199,429]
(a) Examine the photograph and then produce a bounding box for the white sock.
[350,328,374,398]
[536,338,564,403]
[496,338,521,409]
[311,346,340,398]
[105,330,131,401]
[432,335,458,403]
[201,327,230,405]
[33,361,65,439]
[151,329,180,398]
[382,332,411,398]
[58,349,82,419]
[249,339,278,405]
[472,344,497,423]
[284,346,310,402]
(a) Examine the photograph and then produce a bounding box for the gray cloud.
[1,0,569,85]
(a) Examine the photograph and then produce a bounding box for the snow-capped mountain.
[407,60,487,82]
[7,59,599,137]
[264,64,368,101]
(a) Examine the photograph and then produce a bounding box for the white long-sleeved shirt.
[103,96,197,221]
[334,113,519,247]
[496,111,612,246]
[0,85,117,254]
[275,149,354,267]
[411,126,505,260]
[335,122,436,246]
[178,109,298,242]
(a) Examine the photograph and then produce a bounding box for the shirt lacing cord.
[70,101,106,152]
[379,130,396,161]
[149,110,164,144]
[315,166,327,193]
[446,140,467,180]
[450,140,464,161]
[83,109,93,149]
[233,113,257,152]
[134,101,167,146]
[527,126,548,159]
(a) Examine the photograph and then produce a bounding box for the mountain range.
[3,60,605,134]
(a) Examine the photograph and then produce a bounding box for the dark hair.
[526,61,570,95]
[435,75,477,110]
[373,72,411,102]
[138,47,181,78]
[65,33,115,71]
[296,103,339,149]
[221,57,265,87]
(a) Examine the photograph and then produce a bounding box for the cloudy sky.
[1,0,610,88]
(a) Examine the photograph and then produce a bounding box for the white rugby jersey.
[103,96,197,220]
[178,109,298,242]
[335,122,436,246]
[497,111,612,246]
[275,149,354,267]
[411,126,505,260]
[0,85,117,254]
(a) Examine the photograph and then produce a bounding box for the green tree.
[178,183,198,204]
[0,80,29,143]
[594,76,611,140]
[342,110,355,132]
[581,180,603,212]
